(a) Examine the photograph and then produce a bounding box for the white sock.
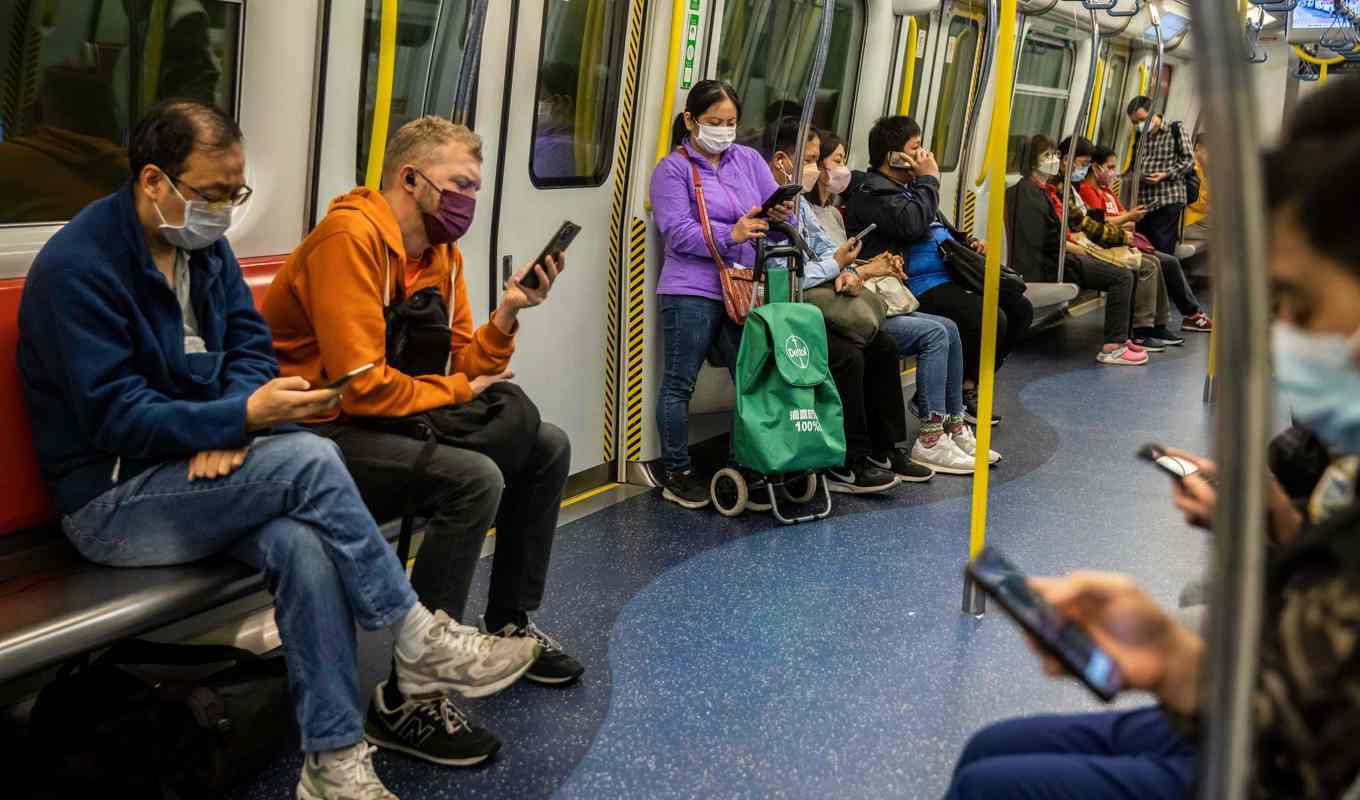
[393,603,436,661]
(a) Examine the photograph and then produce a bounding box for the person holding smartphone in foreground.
[946,79,1360,800]
[263,116,583,774]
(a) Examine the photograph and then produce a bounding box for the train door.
[884,10,936,127]
[480,0,643,489]
[920,4,984,221]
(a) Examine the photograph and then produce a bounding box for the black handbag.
[28,640,295,800]
[355,276,542,563]
[939,236,1027,295]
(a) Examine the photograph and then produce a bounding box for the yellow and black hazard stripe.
[962,189,977,237]
[624,216,647,459]
[602,0,649,463]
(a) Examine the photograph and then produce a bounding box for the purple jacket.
[650,140,779,301]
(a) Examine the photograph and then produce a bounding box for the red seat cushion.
[0,258,283,537]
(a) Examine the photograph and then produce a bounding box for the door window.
[0,0,242,225]
[1006,34,1074,173]
[529,0,630,187]
[931,15,980,172]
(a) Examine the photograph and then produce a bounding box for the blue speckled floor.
[230,308,1220,800]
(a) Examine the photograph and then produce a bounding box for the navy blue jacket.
[17,186,278,515]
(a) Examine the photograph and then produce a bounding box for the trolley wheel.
[710,468,749,517]
[785,472,819,504]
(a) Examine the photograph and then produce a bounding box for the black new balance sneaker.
[660,469,710,509]
[486,618,585,686]
[962,387,1001,427]
[364,682,500,767]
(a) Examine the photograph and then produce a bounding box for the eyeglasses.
[160,169,253,208]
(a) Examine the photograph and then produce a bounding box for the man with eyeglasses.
[17,99,540,800]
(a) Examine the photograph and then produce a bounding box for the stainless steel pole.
[954,0,1000,226]
[1187,0,1271,797]
[451,0,489,126]
[1130,3,1163,208]
[1055,9,1100,284]
[792,0,837,176]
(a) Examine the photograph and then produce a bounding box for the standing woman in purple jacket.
[648,80,794,509]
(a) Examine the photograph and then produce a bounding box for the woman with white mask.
[648,80,796,509]
[946,78,1360,800]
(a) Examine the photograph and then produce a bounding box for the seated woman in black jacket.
[1003,135,1146,366]
[845,115,1034,424]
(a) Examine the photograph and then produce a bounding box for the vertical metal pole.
[451,0,489,126]
[963,0,1020,616]
[1129,5,1163,208]
[955,0,1000,226]
[1055,10,1100,285]
[1187,0,1271,797]
[791,0,836,179]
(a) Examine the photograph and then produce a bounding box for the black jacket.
[1003,178,1061,283]
[843,171,973,263]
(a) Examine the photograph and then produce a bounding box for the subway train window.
[352,0,474,188]
[906,14,932,119]
[529,0,629,188]
[715,0,864,146]
[1006,34,1075,172]
[0,0,241,226]
[931,14,981,172]
[1096,50,1129,149]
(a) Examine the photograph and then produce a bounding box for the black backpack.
[27,640,296,799]
[1171,121,1201,205]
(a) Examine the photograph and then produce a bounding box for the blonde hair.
[382,116,483,186]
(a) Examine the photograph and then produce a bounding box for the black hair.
[1056,135,1096,161]
[817,129,845,167]
[1092,144,1118,166]
[1025,134,1056,175]
[1126,95,1152,118]
[129,98,242,180]
[763,117,818,162]
[867,115,922,170]
[764,99,803,126]
[1265,79,1360,273]
[670,79,742,150]
[540,62,576,99]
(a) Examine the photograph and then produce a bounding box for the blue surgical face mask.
[1072,164,1090,182]
[1273,322,1360,454]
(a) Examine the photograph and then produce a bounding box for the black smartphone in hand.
[966,547,1124,702]
[522,220,581,291]
[758,184,802,217]
[324,362,376,390]
[1137,443,1204,484]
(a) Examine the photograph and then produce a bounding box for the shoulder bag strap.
[679,147,732,272]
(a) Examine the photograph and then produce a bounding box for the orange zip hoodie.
[261,187,514,422]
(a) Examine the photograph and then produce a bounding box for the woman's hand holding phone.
[1028,572,1204,714]
[731,206,769,243]
[1162,447,1301,543]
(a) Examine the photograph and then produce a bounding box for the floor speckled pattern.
[228,309,1221,800]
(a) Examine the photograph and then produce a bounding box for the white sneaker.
[910,436,975,475]
[297,742,398,800]
[951,424,1001,464]
[395,610,539,699]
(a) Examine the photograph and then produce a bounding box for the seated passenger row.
[16,101,584,800]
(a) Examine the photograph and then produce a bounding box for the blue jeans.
[946,707,1198,799]
[656,293,741,473]
[880,312,963,418]
[60,432,417,752]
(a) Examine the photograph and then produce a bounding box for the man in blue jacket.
[16,99,538,800]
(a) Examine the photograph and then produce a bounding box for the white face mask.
[799,163,820,193]
[1037,154,1061,178]
[154,178,233,251]
[695,122,737,154]
[1136,120,1150,133]
[825,164,852,195]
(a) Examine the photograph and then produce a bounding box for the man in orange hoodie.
[262,116,579,769]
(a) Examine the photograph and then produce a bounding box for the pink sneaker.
[1123,339,1148,354]
[1097,344,1149,366]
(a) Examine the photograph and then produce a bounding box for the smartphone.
[758,184,802,217]
[324,362,376,391]
[887,150,916,171]
[1136,443,1202,483]
[965,547,1124,702]
[522,220,581,291]
[849,223,877,245]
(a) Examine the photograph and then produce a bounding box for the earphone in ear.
[405,171,416,186]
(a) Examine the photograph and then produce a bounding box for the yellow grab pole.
[968,0,1019,565]
[1086,58,1106,139]
[898,16,920,116]
[1293,44,1346,85]
[1120,63,1149,173]
[364,0,400,189]
[655,0,690,164]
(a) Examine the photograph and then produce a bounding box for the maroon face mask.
[413,170,475,245]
